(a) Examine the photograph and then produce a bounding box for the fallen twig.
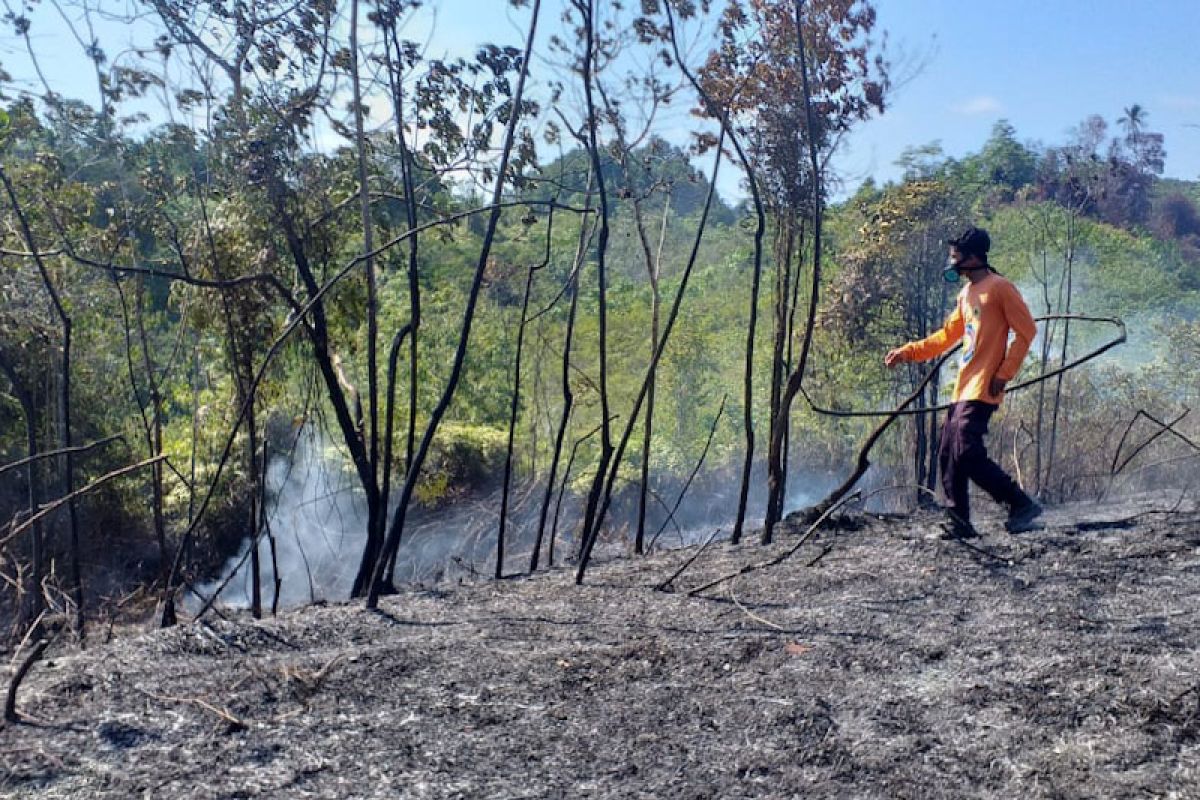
[136,687,246,730]
[727,582,786,631]
[805,545,834,568]
[4,636,51,724]
[688,491,861,597]
[655,528,723,593]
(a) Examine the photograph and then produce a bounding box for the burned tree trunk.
[762,0,826,544]
[367,0,543,609]
[661,2,766,545]
[531,190,594,574]
[0,165,83,637]
[498,208,554,578]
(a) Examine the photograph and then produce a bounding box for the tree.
[367,0,544,607]
[696,0,888,541]
[975,120,1038,196]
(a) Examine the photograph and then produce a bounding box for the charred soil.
[3,495,1200,799]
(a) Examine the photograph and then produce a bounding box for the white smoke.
[191,429,369,610]
[188,428,844,611]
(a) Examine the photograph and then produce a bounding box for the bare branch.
[0,435,124,480]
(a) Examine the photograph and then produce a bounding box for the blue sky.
[394,0,1200,195]
[842,0,1200,189]
[3,0,1197,198]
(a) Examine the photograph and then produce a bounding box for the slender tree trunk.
[1033,225,1053,495]
[1045,235,1075,496]
[379,14,425,589]
[763,221,793,543]
[247,368,261,620]
[499,209,554,578]
[661,1,767,545]
[188,339,200,524]
[0,166,83,637]
[531,186,594,573]
[380,9,423,478]
[110,272,169,581]
[0,357,42,629]
[733,181,767,544]
[133,279,168,581]
[576,126,726,582]
[923,278,949,496]
[263,201,378,598]
[576,0,616,557]
[350,0,386,595]
[781,222,806,506]
[380,323,413,588]
[634,196,668,555]
[350,0,378,479]
[764,0,825,543]
[368,0,542,609]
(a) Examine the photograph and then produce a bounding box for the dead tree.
[660,2,767,546]
[498,206,555,578]
[366,0,544,609]
[530,179,597,573]
[575,125,727,583]
[572,0,618,563]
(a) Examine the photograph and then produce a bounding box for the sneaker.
[1006,500,1044,534]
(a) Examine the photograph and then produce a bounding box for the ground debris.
[2,497,1199,799]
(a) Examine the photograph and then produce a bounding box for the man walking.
[885,226,1043,538]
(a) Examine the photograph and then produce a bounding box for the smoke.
[190,430,369,610]
[189,429,509,611]
[188,426,842,612]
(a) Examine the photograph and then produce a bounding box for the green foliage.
[1,0,1198,624]
[415,422,508,507]
[967,120,1039,196]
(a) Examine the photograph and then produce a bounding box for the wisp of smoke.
[189,429,842,611]
[191,429,368,610]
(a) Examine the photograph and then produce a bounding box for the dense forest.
[1,0,1197,644]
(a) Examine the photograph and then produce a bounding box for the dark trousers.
[939,401,1030,523]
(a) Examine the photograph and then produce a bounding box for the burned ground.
[3,495,1200,799]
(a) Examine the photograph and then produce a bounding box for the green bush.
[414,422,508,507]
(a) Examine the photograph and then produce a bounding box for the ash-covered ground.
[3,495,1200,799]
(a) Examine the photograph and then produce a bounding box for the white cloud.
[951,96,1003,116]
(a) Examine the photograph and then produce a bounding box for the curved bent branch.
[802,314,1125,519]
[801,315,1126,419]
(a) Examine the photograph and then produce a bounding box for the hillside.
[4,494,1200,799]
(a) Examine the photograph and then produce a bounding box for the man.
[885,226,1043,538]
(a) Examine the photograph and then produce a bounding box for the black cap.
[947,226,991,261]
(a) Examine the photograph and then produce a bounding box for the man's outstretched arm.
[885,304,964,368]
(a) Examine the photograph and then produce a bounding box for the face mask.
[943,257,963,284]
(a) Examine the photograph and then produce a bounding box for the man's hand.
[884,348,905,368]
[988,375,1008,397]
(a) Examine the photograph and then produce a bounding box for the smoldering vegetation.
[188,428,836,612]
[4,495,1200,799]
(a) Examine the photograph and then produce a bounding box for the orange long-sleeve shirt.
[897,271,1036,405]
